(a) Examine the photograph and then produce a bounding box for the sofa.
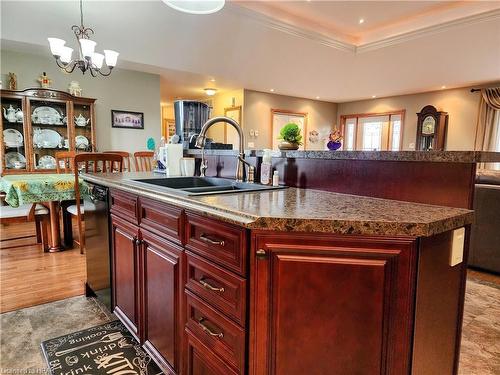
[469,169,500,274]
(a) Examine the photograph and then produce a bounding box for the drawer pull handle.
[199,279,225,293]
[199,234,225,247]
[198,318,224,339]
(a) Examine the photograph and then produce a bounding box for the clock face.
[422,116,436,135]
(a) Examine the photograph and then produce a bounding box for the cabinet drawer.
[185,291,245,373]
[186,213,247,276]
[140,197,184,244]
[110,189,138,224]
[186,251,246,326]
[185,328,239,375]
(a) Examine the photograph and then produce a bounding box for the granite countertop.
[186,149,500,163]
[82,172,473,237]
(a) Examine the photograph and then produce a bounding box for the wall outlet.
[248,142,255,148]
[449,227,465,267]
[409,143,416,150]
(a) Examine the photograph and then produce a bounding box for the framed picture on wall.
[271,109,307,150]
[111,110,144,129]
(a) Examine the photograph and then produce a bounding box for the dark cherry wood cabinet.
[186,329,239,375]
[142,229,184,374]
[111,214,141,341]
[108,188,466,375]
[249,232,417,375]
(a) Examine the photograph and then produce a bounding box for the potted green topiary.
[278,123,302,150]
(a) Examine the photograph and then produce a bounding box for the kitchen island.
[83,169,474,375]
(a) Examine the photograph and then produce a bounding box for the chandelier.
[47,0,118,77]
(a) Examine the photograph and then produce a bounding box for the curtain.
[474,87,500,151]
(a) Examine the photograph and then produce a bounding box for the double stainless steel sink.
[128,176,285,196]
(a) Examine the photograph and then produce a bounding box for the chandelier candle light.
[47,0,118,77]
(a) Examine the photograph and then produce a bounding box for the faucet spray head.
[195,135,206,149]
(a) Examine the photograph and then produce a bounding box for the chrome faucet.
[195,116,254,183]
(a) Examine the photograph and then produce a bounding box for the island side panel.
[412,227,471,375]
[199,156,476,209]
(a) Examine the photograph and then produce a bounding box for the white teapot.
[15,109,23,122]
[3,105,17,122]
[74,114,90,127]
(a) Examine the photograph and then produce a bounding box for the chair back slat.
[55,151,77,174]
[134,151,155,172]
[104,151,131,171]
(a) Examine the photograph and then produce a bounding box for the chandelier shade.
[79,39,96,59]
[48,38,66,56]
[103,50,119,67]
[60,47,74,64]
[47,0,118,77]
[92,52,105,69]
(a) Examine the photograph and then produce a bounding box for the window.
[493,112,500,170]
[361,121,382,151]
[341,111,405,151]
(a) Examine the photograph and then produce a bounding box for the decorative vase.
[278,141,299,151]
[327,141,342,151]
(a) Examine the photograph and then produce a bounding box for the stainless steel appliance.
[84,183,112,310]
[174,100,210,148]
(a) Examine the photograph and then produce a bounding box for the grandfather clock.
[416,105,448,151]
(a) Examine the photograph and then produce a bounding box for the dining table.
[0,173,89,252]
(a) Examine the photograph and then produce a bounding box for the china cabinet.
[1,88,96,174]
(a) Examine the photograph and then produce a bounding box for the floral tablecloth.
[0,174,89,207]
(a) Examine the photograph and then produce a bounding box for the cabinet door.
[250,233,417,375]
[111,214,141,341]
[142,229,183,374]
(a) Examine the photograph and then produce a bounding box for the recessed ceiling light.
[270,88,275,92]
[316,96,320,99]
[371,95,377,98]
[204,88,217,96]
[441,85,446,89]
[210,78,216,82]
[162,0,225,15]
[359,18,365,24]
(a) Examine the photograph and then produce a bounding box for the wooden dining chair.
[67,153,123,254]
[55,151,77,173]
[0,202,50,252]
[133,151,155,172]
[104,151,131,171]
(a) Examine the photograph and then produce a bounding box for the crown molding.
[227,4,356,53]
[357,8,500,53]
[229,5,500,54]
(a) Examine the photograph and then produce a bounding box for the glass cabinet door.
[2,96,28,172]
[29,98,70,170]
[73,103,93,152]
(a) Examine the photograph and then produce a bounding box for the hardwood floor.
[0,221,85,313]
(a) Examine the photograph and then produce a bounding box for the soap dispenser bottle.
[260,149,272,185]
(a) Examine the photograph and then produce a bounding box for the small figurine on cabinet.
[68,81,82,96]
[8,72,17,90]
[38,72,52,88]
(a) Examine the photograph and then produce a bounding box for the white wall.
[1,49,161,152]
[336,86,500,151]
